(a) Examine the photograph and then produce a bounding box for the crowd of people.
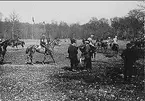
[67,34,142,83]
[67,35,96,71]
[67,35,119,71]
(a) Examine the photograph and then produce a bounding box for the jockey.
[40,33,48,51]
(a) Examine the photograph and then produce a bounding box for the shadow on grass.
[54,66,110,84]
[54,62,133,85]
[25,61,54,65]
[0,61,12,65]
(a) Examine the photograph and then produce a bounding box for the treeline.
[0,9,144,40]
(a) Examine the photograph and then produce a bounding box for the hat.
[126,43,132,48]
[71,39,76,43]
[88,37,92,41]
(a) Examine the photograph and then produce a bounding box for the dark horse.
[11,39,25,48]
[110,43,119,54]
[25,39,61,64]
[0,39,13,63]
[97,41,108,52]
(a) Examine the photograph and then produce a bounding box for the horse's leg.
[30,54,33,64]
[22,43,24,48]
[26,54,29,64]
[1,54,4,63]
[42,54,46,64]
[93,52,96,60]
[50,52,55,63]
[2,51,6,63]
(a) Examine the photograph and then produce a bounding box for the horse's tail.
[25,47,30,54]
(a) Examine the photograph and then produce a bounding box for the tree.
[127,9,144,38]
[0,12,3,38]
[9,11,21,39]
[138,0,145,10]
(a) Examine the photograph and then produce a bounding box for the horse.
[78,41,96,61]
[97,41,108,53]
[0,39,13,63]
[10,39,25,48]
[25,39,61,64]
[12,40,25,48]
[110,43,119,54]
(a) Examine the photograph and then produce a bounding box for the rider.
[40,33,48,52]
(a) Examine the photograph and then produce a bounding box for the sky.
[0,1,141,25]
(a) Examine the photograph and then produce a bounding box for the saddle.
[36,45,46,51]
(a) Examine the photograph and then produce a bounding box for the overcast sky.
[0,1,140,24]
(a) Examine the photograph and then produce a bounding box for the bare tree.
[9,11,20,39]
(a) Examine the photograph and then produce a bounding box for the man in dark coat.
[68,39,79,71]
[121,43,138,82]
[84,40,92,70]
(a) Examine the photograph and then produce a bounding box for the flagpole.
[32,17,35,39]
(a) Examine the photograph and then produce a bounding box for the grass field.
[0,39,144,101]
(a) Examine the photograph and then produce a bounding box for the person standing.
[68,39,79,71]
[121,43,138,83]
[84,40,92,70]
[88,35,96,60]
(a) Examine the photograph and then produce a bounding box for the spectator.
[121,43,138,83]
[68,39,79,71]
[84,40,92,70]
